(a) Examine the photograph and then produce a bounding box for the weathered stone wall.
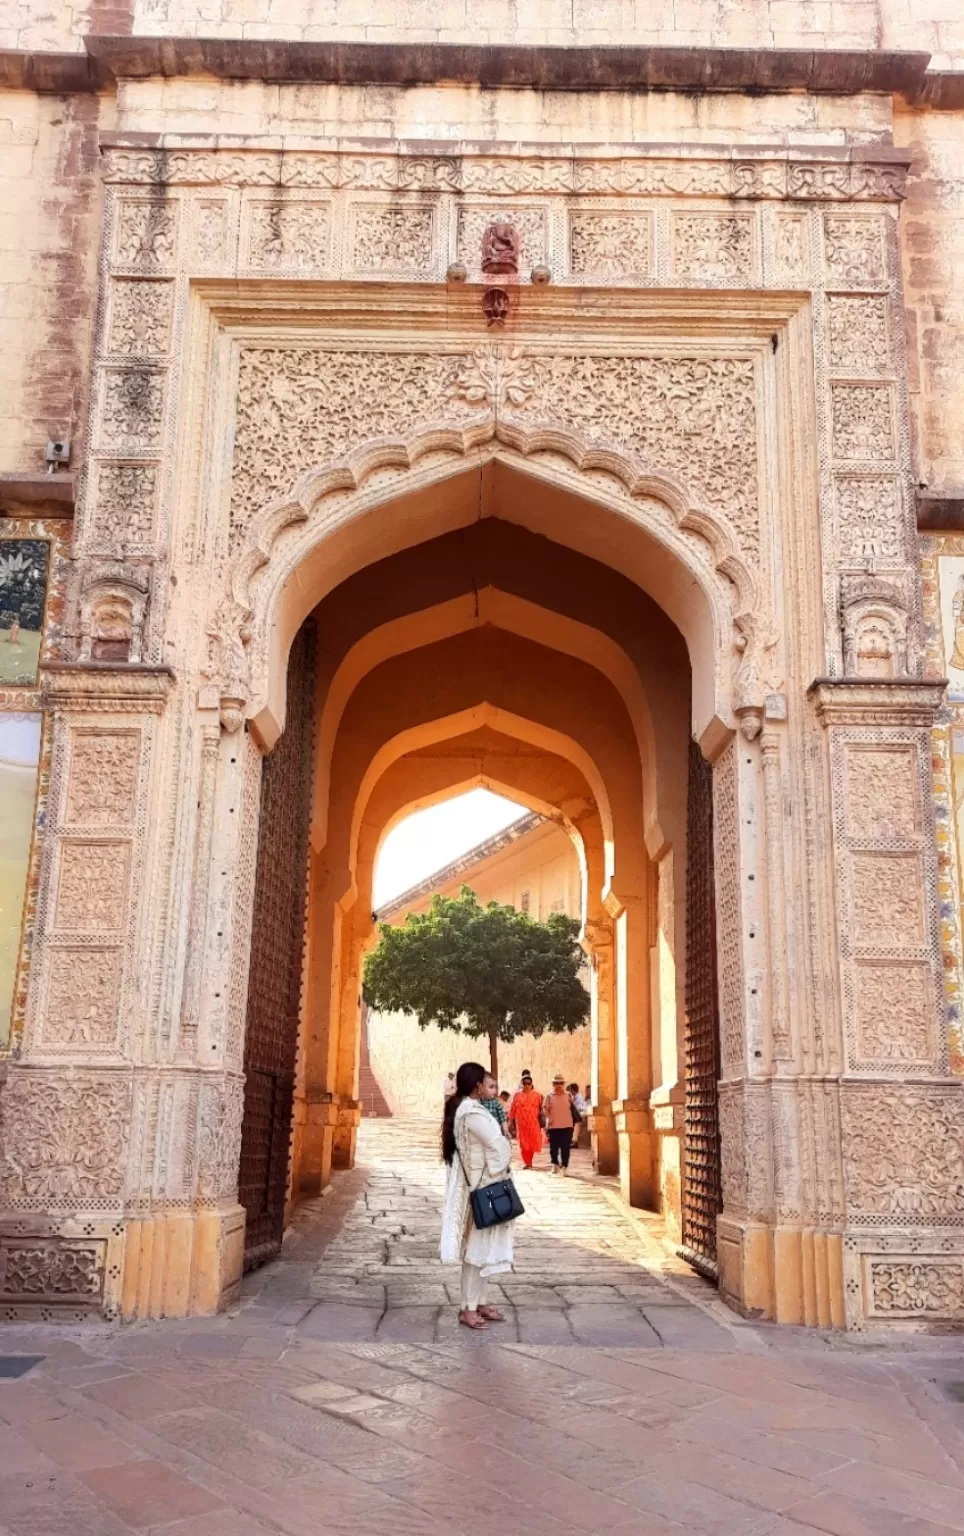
[0,88,109,474]
[112,76,896,147]
[123,0,963,64]
[896,104,964,498]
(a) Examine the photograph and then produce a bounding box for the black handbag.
[456,1149,525,1230]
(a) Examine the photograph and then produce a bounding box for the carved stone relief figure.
[204,598,253,732]
[480,221,521,275]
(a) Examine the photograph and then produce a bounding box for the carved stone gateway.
[1,138,961,1331]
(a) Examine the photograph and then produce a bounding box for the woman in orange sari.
[508,1071,543,1169]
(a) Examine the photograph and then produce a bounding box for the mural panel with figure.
[0,539,50,687]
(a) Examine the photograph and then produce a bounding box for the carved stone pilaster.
[178,723,222,1056]
[760,728,791,1063]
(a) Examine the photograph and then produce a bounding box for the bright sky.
[373,789,528,909]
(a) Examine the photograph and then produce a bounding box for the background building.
[364,810,590,1117]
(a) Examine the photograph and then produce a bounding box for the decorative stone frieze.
[100,144,908,203]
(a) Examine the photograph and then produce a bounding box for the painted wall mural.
[0,713,41,1045]
[0,539,50,688]
[921,535,964,1075]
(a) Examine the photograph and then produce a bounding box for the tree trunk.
[488,1027,498,1081]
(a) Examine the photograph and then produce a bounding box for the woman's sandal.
[477,1306,506,1322]
[458,1310,488,1330]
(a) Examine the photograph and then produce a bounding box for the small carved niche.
[79,565,149,665]
[840,574,909,678]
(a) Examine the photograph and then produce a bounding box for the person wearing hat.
[508,1070,543,1169]
[544,1072,576,1175]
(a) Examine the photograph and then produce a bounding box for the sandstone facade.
[1,4,963,1332]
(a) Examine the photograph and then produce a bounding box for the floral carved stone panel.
[849,853,925,948]
[230,347,489,544]
[0,1240,105,1300]
[498,354,760,556]
[831,385,895,463]
[672,213,755,284]
[773,213,809,283]
[98,370,166,454]
[54,843,131,932]
[39,949,122,1050]
[65,733,141,826]
[0,1072,131,1208]
[107,281,174,358]
[90,463,158,550]
[246,200,332,270]
[842,745,919,839]
[867,1258,964,1317]
[836,477,903,566]
[569,212,652,279]
[195,201,229,266]
[113,200,179,271]
[823,215,887,286]
[196,1075,245,1202]
[853,961,933,1064]
[828,295,890,372]
[840,1085,964,1225]
[350,206,436,273]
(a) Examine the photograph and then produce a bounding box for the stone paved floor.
[1,1119,964,1536]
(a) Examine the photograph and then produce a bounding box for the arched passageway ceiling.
[312,587,664,858]
[252,457,729,751]
[353,726,606,934]
[319,627,647,902]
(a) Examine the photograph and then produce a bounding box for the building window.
[520,890,530,914]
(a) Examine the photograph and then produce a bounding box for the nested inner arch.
[265,475,705,1228]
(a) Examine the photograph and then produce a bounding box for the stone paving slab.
[0,1118,963,1535]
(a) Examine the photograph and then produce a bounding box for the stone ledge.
[0,49,107,92]
[84,37,933,95]
[808,677,947,728]
[917,493,964,532]
[0,472,75,516]
[41,661,176,712]
[1,40,960,109]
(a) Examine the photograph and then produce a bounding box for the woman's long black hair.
[441,1061,487,1164]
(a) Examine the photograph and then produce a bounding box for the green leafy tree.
[362,884,589,1079]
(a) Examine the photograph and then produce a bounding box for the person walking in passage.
[544,1072,575,1174]
[508,1070,543,1169]
[440,1062,515,1331]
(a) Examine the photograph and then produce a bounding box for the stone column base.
[292,1091,343,1197]
[588,1103,619,1175]
[613,1097,656,1209]
[120,1205,246,1320]
[332,1098,362,1169]
[650,1089,684,1243]
[1,1206,246,1323]
[718,1215,845,1328]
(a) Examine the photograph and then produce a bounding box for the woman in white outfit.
[440,1061,516,1331]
